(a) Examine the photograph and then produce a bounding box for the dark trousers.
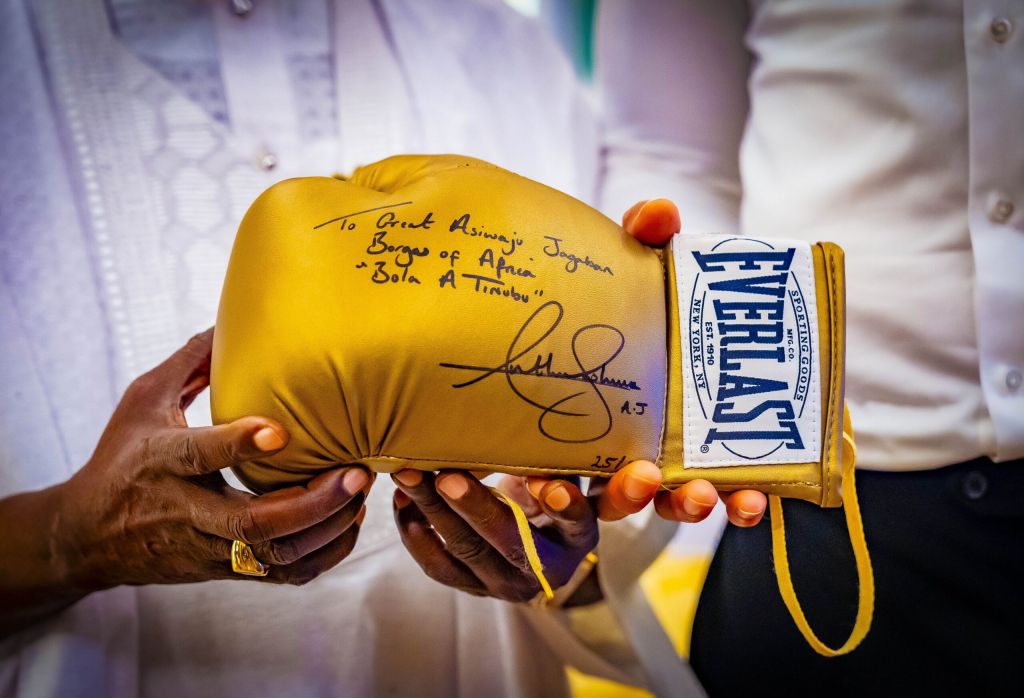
[690,458,1024,698]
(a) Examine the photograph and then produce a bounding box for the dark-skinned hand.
[392,469,603,605]
[388,200,768,608]
[0,328,372,634]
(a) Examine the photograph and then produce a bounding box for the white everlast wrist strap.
[673,235,823,469]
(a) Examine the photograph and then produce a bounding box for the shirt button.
[988,197,1014,225]
[257,149,278,172]
[230,0,253,17]
[990,17,1013,43]
[1005,367,1023,393]
[962,471,988,501]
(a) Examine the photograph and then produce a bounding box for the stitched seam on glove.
[823,250,840,508]
[654,245,672,468]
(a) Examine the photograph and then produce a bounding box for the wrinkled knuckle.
[214,436,239,468]
[204,535,229,562]
[127,371,157,398]
[416,497,449,517]
[138,433,178,475]
[267,539,301,566]
[446,532,491,566]
[185,332,210,354]
[137,435,161,469]
[174,435,206,476]
[469,504,501,531]
[228,507,266,544]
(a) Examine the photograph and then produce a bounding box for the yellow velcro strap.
[491,488,555,601]
[769,412,874,656]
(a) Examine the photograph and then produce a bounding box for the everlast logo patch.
[675,236,821,467]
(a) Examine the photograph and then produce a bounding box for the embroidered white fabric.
[0,1,694,697]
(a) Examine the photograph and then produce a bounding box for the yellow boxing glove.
[211,155,871,656]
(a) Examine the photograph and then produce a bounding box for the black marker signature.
[439,301,641,443]
[313,201,414,231]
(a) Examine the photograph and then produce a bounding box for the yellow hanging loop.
[769,410,875,657]
[492,488,556,601]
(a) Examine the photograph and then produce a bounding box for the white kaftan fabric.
[0,1,693,696]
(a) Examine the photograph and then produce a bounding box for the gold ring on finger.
[231,540,270,577]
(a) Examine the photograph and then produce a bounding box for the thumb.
[135,328,215,413]
[166,417,289,477]
[621,199,681,247]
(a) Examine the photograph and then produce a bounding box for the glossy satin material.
[212,155,846,505]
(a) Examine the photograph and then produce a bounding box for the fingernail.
[436,473,469,500]
[737,507,762,521]
[545,484,571,512]
[355,506,367,525]
[343,468,369,495]
[526,478,545,500]
[682,495,710,518]
[394,489,411,509]
[676,513,702,523]
[393,466,421,483]
[394,469,422,487]
[672,498,698,523]
[622,200,648,231]
[623,473,657,502]
[253,427,285,452]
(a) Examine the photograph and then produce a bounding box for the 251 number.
[590,454,627,470]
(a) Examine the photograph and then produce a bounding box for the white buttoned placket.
[212,1,339,180]
[964,0,1024,461]
[33,0,291,388]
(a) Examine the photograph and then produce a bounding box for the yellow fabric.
[769,407,875,656]
[212,155,668,492]
[212,154,849,507]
